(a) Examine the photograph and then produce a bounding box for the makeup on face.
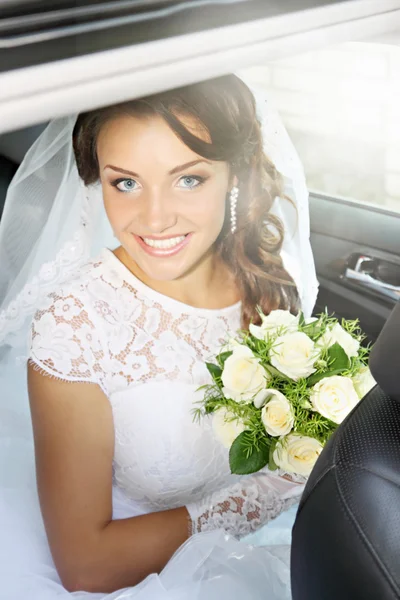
[98,114,230,283]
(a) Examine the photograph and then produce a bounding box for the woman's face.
[97,113,232,282]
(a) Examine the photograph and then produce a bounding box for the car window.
[242,41,400,213]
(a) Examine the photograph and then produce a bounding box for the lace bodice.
[29,248,302,535]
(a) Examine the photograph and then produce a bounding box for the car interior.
[1,1,400,598]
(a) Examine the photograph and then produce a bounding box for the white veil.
[0,81,319,358]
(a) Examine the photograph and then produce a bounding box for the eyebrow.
[103,159,212,178]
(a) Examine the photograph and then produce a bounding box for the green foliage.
[229,431,270,475]
[307,343,350,386]
[194,308,372,475]
[217,351,233,367]
[268,439,279,471]
[206,362,222,381]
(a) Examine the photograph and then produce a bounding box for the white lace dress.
[0,248,302,600]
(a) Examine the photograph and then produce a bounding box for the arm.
[28,365,189,594]
[187,468,304,538]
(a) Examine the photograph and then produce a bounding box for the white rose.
[352,366,376,399]
[310,375,360,424]
[261,390,295,436]
[212,408,246,449]
[249,310,299,341]
[270,332,318,380]
[222,345,268,403]
[317,323,360,359]
[273,434,324,477]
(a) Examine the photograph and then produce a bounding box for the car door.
[310,193,400,344]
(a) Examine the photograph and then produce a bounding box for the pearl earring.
[229,186,239,234]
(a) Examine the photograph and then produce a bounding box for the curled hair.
[73,75,300,328]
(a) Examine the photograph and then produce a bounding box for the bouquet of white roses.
[195,309,376,479]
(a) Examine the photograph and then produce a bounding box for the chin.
[138,263,193,283]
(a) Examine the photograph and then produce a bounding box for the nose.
[139,189,177,234]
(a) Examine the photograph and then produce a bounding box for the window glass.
[243,42,400,213]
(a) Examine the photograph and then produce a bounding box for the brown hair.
[73,75,300,328]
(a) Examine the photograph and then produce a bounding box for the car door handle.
[343,255,400,301]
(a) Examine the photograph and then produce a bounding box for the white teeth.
[142,235,186,249]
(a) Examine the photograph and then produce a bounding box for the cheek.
[191,186,227,230]
[102,189,136,231]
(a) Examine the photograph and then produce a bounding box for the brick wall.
[242,42,400,212]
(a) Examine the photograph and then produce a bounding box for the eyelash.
[111,178,138,193]
[110,175,208,193]
[178,175,208,190]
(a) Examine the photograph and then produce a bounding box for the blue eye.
[112,178,138,193]
[177,175,206,190]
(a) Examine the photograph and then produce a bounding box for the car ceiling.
[1,0,400,134]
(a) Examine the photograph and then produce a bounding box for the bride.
[0,74,318,599]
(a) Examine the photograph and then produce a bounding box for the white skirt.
[0,359,297,600]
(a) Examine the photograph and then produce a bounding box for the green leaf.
[268,440,279,471]
[265,364,290,380]
[229,431,269,475]
[307,343,350,387]
[206,362,222,381]
[327,343,350,370]
[217,351,233,367]
[298,311,306,327]
[307,369,343,387]
[306,372,322,387]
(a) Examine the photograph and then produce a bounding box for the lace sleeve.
[186,471,304,539]
[29,287,106,392]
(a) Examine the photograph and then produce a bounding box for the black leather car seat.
[291,303,400,600]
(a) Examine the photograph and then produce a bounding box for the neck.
[115,246,239,310]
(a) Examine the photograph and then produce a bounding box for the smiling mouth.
[140,235,188,250]
[133,233,192,257]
